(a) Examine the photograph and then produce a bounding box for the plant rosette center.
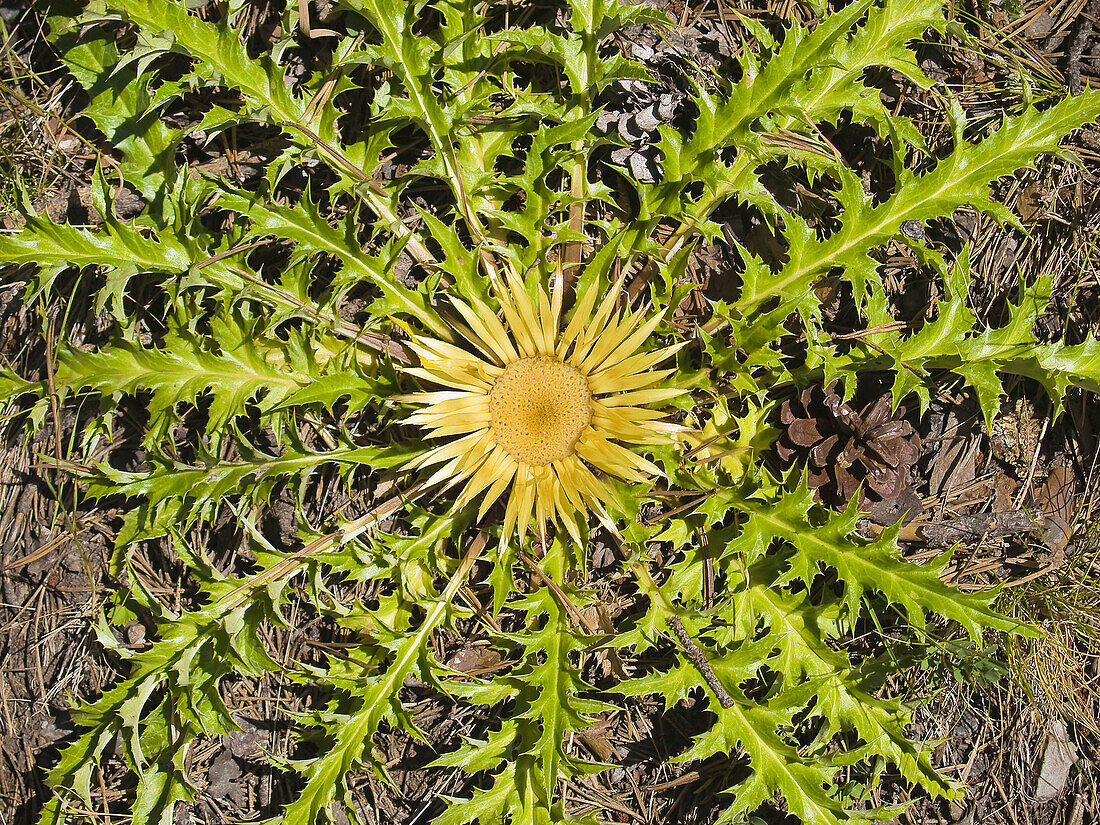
[489,357,592,466]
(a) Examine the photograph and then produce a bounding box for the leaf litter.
[0,0,1098,823]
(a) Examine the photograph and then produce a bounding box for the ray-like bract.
[400,268,683,551]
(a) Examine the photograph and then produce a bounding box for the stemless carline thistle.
[399,268,684,551]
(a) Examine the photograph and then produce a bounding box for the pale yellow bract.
[399,268,684,551]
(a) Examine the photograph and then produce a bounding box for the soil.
[1,0,1100,824]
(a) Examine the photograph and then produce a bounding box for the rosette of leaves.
[2,0,1100,824]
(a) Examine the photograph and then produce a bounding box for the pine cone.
[777,383,921,509]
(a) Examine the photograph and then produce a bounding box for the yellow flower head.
[399,267,683,552]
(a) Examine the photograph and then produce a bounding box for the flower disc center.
[489,357,592,466]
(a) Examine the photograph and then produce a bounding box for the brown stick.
[518,551,598,634]
[1067,0,1100,95]
[668,617,736,709]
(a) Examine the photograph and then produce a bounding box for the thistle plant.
[3,0,1100,823]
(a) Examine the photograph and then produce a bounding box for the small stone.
[114,187,146,220]
[595,111,618,133]
[329,803,351,825]
[628,151,658,184]
[634,104,661,132]
[205,749,242,800]
[618,115,647,142]
[657,94,678,120]
[901,219,926,239]
[1035,718,1075,801]
[1025,11,1056,37]
[610,147,633,165]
